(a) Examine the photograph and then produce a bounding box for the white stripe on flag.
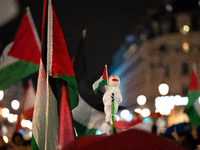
[72,95,105,129]
[92,76,103,90]
[32,61,59,150]
[0,42,17,69]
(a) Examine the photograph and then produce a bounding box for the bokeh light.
[7,113,16,123]
[159,106,171,116]
[2,108,9,118]
[134,108,141,114]
[120,109,130,119]
[141,108,150,118]
[3,136,8,143]
[125,113,133,122]
[0,90,4,101]
[1,126,8,134]
[158,83,169,95]
[95,130,102,135]
[166,4,172,12]
[182,42,189,53]
[11,99,20,110]
[21,119,32,130]
[137,95,147,106]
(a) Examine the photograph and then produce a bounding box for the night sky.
[1,0,163,79]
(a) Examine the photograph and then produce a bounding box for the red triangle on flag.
[189,69,199,91]
[102,65,107,81]
[8,8,40,65]
[59,86,75,149]
[51,6,74,77]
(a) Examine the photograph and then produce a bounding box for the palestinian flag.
[72,29,106,136]
[31,1,79,150]
[185,66,200,126]
[0,7,40,90]
[14,79,36,133]
[72,95,105,136]
[92,65,108,94]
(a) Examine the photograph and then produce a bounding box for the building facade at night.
[110,0,200,116]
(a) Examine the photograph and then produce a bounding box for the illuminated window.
[182,42,189,53]
[175,13,191,33]
[180,25,190,34]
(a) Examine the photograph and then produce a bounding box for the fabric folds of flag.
[72,29,105,136]
[0,7,40,90]
[72,95,105,136]
[92,65,108,94]
[185,67,200,126]
[31,1,79,150]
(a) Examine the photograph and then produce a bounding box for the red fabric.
[102,65,107,80]
[149,112,162,118]
[114,119,143,130]
[41,0,47,47]
[51,5,74,77]
[23,107,34,119]
[114,113,162,130]
[189,69,199,91]
[8,8,40,65]
[67,129,188,150]
[59,86,75,149]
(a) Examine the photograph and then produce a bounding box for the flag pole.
[45,0,53,149]
[105,64,115,134]
[105,64,108,84]
[111,93,114,134]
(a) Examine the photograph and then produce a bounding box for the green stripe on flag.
[73,120,97,136]
[0,60,39,90]
[72,95,105,136]
[187,91,200,107]
[53,74,79,110]
[185,90,200,125]
[186,106,200,126]
[31,135,40,150]
[93,78,107,94]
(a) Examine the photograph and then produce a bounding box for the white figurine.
[102,75,123,124]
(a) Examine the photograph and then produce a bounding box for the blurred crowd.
[150,114,200,150]
[1,115,200,150]
[0,132,31,150]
